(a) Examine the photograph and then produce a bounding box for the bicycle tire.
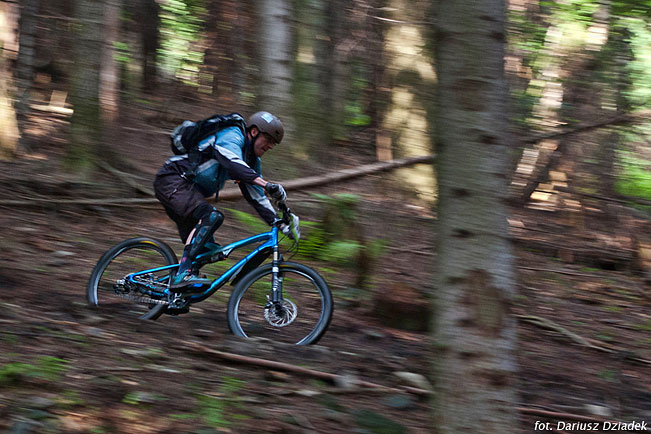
[227,262,333,345]
[87,237,177,320]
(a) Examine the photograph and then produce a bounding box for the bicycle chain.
[114,292,169,305]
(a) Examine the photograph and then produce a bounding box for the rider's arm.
[211,128,278,224]
[210,127,260,183]
[252,177,269,188]
[238,182,277,225]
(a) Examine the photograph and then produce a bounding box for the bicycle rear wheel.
[87,237,177,320]
[227,262,333,345]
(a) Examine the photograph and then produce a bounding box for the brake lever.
[276,201,291,224]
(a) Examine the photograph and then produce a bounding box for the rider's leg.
[173,202,224,287]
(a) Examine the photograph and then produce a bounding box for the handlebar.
[275,200,300,241]
[276,200,291,224]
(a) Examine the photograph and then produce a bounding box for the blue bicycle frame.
[125,226,280,303]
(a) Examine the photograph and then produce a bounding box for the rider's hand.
[280,224,292,238]
[265,183,287,202]
[281,213,300,240]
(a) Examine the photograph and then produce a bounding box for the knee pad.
[192,202,215,221]
[188,205,224,259]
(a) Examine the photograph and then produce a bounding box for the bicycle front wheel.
[227,262,333,345]
[87,237,177,320]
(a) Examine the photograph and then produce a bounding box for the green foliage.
[226,208,269,234]
[345,62,372,127]
[225,195,385,277]
[0,356,69,386]
[197,394,228,428]
[122,391,162,405]
[113,41,131,64]
[295,223,327,260]
[612,0,651,18]
[158,0,206,83]
[58,390,85,409]
[319,240,363,266]
[314,192,360,222]
[615,152,651,200]
[597,369,618,382]
[545,0,601,24]
[196,376,247,429]
[625,18,651,108]
[353,409,407,434]
[345,103,372,127]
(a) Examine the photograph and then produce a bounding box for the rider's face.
[253,129,276,157]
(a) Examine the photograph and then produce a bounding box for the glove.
[265,183,287,202]
[281,213,300,240]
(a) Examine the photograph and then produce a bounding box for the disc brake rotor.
[264,299,297,327]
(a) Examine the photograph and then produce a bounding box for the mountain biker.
[153,111,287,290]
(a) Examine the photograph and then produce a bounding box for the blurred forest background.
[0,0,650,433]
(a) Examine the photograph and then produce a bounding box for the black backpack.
[169,113,247,170]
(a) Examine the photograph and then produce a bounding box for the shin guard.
[187,204,224,260]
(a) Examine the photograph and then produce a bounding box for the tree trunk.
[600,25,631,200]
[256,0,295,145]
[432,0,519,431]
[312,0,348,149]
[100,0,121,164]
[229,1,245,101]
[202,0,220,97]
[380,0,437,199]
[67,0,104,176]
[0,2,20,159]
[15,0,38,126]
[140,0,158,93]
[101,1,120,123]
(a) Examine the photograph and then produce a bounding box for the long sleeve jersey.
[166,126,277,225]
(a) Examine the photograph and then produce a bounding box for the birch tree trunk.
[0,2,19,159]
[67,0,104,175]
[257,0,295,146]
[432,0,518,431]
[15,0,38,124]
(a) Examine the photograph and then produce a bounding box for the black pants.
[153,162,211,243]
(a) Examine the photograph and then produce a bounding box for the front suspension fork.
[269,246,283,304]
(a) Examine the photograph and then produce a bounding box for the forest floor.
[0,105,649,433]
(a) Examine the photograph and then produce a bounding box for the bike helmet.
[248,111,284,144]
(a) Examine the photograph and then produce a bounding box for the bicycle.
[87,201,333,345]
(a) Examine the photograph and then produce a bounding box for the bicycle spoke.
[88,238,176,320]
[228,263,332,345]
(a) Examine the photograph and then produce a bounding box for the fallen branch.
[511,110,651,207]
[186,341,432,397]
[516,315,651,365]
[519,110,651,145]
[0,155,435,207]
